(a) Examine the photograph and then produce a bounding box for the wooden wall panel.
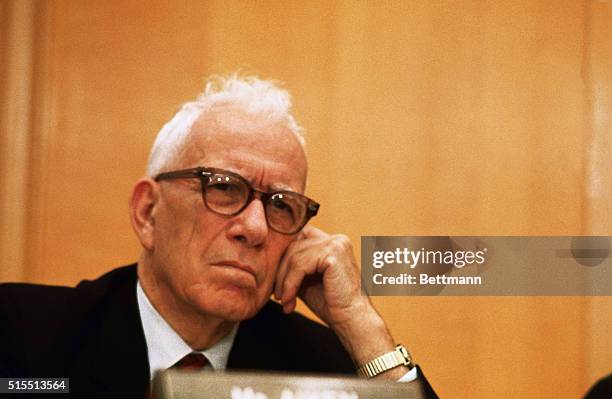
[585,0,612,389]
[1,1,610,398]
[0,0,35,282]
[25,0,211,284]
[324,4,595,395]
[588,1,612,235]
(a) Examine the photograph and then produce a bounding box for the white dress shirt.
[136,281,417,382]
[137,282,238,380]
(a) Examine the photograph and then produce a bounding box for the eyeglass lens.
[203,172,308,233]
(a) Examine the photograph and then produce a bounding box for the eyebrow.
[244,177,294,193]
[203,164,299,193]
[240,173,298,194]
[268,183,297,192]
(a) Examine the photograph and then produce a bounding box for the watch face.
[397,345,412,365]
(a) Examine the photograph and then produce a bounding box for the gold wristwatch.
[357,344,414,378]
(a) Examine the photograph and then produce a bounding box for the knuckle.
[331,234,351,251]
[322,255,336,269]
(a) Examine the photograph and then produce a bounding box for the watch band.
[357,344,413,378]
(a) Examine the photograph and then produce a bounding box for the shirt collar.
[136,281,239,380]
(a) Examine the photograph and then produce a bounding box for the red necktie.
[171,352,209,370]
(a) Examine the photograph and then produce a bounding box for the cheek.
[169,210,225,257]
[154,208,228,283]
[154,198,197,247]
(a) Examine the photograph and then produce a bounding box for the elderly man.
[0,76,436,398]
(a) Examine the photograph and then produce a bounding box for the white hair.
[146,74,305,177]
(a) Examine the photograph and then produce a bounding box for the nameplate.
[153,370,424,399]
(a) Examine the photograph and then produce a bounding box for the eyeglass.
[154,167,319,235]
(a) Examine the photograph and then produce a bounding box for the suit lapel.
[70,265,150,395]
[227,302,290,372]
[67,266,292,392]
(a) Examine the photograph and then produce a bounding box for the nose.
[226,198,268,247]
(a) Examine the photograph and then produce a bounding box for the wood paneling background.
[1,1,610,397]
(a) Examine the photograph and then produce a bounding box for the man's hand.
[274,226,364,325]
[274,226,411,380]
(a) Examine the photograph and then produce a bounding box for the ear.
[129,178,159,251]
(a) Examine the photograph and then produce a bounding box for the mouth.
[213,260,257,280]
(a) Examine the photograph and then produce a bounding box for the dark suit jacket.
[584,374,612,399]
[0,265,437,398]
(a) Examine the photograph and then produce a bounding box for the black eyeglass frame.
[154,166,319,235]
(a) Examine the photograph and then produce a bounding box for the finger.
[279,240,326,305]
[275,225,328,299]
[280,266,307,308]
[275,240,300,300]
[282,297,297,314]
[274,235,304,299]
[274,234,326,299]
[274,241,294,300]
[300,225,328,239]
[280,244,336,306]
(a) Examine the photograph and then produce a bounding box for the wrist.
[330,300,396,366]
[357,344,414,379]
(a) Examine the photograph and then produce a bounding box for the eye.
[268,194,299,223]
[266,193,309,233]
[210,182,234,192]
[205,175,249,209]
[271,197,292,211]
[208,176,242,194]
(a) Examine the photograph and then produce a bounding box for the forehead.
[183,106,308,192]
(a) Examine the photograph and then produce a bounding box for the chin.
[207,301,259,322]
[189,286,262,321]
